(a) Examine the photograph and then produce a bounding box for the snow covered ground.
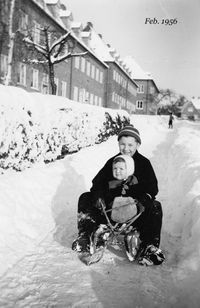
[0,109,200,306]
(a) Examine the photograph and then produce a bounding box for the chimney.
[60,9,73,29]
[71,21,83,38]
[83,21,93,32]
[45,0,60,18]
[81,31,91,46]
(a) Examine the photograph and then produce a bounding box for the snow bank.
[0,107,170,277]
[130,114,169,157]
[0,85,130,171]
[173,124,200,271]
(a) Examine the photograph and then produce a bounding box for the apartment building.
[0,0,107,107]
[123,56,159,115]
[83,22,138,114]
[0,0,158,114]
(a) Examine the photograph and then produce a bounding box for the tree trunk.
[49,62,56,95]
[4,0,16,86]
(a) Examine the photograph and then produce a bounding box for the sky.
[1,86,200,305]
[62,0,200,99]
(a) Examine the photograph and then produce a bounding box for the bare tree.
[156,89,189,116]
[23,26,87,95]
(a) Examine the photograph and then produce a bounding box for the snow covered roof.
[87,29,114,62]
[84,25,137,85]
[31,0,108,68]
[123,56,152,80]
[191,97,200,110]
[32,0,67,29]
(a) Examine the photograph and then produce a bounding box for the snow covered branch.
[23,37,48,58]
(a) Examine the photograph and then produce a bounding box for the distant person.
[168,112,174,129]
[72,125,165,266]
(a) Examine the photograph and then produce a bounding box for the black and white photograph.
[0,0,200,307]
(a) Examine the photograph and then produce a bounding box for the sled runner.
[77,197,144,265]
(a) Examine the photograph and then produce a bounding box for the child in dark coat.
[72,125,165,266]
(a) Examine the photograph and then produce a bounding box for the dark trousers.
[77,192,163,247]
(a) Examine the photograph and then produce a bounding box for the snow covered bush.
[0,85,130,171]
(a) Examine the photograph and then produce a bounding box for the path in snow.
[0,122,199,308]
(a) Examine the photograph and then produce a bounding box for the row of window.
[74,57,103,83]
[137,84,155,95]
[73,86,103,106]
[1,55,145,111]
[112,91,126,108]
[19,10,41,44]
[127,100,136,112]
[17,62,67,97]
[128,82,137,96]
[19,10,62,50]
[113,69,127,89]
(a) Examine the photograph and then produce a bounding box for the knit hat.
[118,125,141,144]
[113,155,135,178]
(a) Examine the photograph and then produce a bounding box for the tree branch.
[23,37,48,58]
[50,31,71,54]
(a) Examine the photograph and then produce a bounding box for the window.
[94,95,98,105]
[31,68,39,89]
[137,84,144,93]
[136,100,143,109]
[73,86,79,101]
[33,21,40,44]
[19,10,28,34]
[0,54,8,77]
[74,56,80,69]
[81,57,85,73]
[98,97,102,106]
[95,68,99,82]
[85,91,89,103]
[150,86,154,94]
[90,93,94,104]
[41,73,49,94]
[79,88,85,103]
[112,92,115,102]
[99,71,103,83]
[86,61,91,76]
[61,81,67,97]
[91,65,95,79]
[116,72,119,83]
[18,63,26,86]
[113,70,116,81]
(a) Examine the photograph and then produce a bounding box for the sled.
[78,198,144,265]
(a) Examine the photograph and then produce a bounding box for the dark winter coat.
[90,150,158,207]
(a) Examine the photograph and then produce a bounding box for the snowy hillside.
[0,87,200,307]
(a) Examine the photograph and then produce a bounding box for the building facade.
[0,0,158,115]
[135,79,159,115]
[181,101,200,121]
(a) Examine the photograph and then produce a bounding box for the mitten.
[94,198,106,211]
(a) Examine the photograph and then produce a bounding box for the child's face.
[113,161,127,180]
